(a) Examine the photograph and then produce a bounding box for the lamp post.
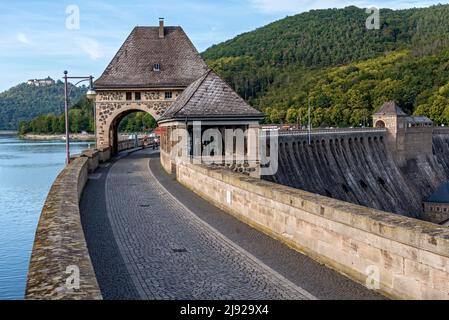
[63,71,97,165]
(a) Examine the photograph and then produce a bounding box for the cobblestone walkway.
[104,150,313,300]
[81,149,384,300]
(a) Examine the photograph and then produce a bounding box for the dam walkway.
[80,149,383,300]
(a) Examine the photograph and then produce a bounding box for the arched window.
[375,120,386,128]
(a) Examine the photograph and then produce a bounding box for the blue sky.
[0,0,445,91]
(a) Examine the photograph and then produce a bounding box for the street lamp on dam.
[63,71,97,165]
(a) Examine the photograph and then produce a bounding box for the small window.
[126,92,132,101]
[135,92,141,101]
[165,92,172,100]
[153,63,160,72]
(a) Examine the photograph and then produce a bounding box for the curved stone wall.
[25,156,102,300]
[176,160,449,300]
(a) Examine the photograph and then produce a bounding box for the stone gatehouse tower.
[373,101,433,167]
[94,18,208,154]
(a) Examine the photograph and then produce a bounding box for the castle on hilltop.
[27,77,55,87]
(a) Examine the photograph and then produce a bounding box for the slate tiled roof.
[95,26,208,89]
[405,116,433,125]
[426,182,449,204]
[160,70,265,121]
[374,101,408,116]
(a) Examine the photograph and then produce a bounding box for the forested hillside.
[203,5,449,126]
[13,4,449,131]
[0,81,85,130]
[18,95,156,135]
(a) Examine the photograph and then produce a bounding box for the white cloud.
[16,32,31,45]
[75,37,103,60]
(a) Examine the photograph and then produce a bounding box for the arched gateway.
[94,18,264,177]
[94,18,209,154]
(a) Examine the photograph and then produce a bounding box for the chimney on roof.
[159,18,164,38]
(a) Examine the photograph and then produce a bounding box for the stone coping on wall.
[176,159,449,299]
[183,161,449,257]
[25,156,102,300]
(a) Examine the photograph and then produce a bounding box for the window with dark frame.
[135,92,141,101]
[126,92,132,101]
[165,91,172,99]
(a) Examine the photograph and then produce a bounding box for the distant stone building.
[27,77,55,86]
[423,182,449,224]
[372,101,433,167]
[94,18,209,154]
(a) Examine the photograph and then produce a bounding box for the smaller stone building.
[423,182,449,224]
[158,69,264,176]
[373,101,433,167]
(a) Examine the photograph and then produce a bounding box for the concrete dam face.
[264,131,449,218]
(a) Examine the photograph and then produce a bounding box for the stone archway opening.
[95,94,168,155]
[95,91,176,154]
[375,120,386,128]
[108,109,158,155]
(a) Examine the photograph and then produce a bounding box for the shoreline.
[22,133,96,141]
[0,131,18,135]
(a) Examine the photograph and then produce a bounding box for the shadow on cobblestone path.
[81,149,385,300]
[80,158,141,299]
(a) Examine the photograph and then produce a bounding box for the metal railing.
[277,128,387,136]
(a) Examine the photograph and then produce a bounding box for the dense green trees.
[0,81,85,130]
[118,112,157,133]
[18,95,94,135]
[256,50,449,126]
[18,97,157,135]
[203,5,449,126]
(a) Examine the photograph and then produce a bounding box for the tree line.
[19,96,157,135]
[0,81,85,130]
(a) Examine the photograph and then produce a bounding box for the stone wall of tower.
[95,90,182,153]
[373,114,433,167]
[373,114,405,165]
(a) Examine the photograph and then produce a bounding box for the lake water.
[0,135,94,300]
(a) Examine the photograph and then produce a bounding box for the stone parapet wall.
[117,138,145,152]
[26,156,102,300]
[97,147,111,163]
[433,127,449,135]
[422,202,449,224]
[176,160,449,300]
[26,141,147,299]
[160,150,172,174]
[81,149,100,173]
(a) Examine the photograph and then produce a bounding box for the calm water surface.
[0,135,94,299]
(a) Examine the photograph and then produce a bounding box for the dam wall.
[175,159,449,300]
[265,129,449,219]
